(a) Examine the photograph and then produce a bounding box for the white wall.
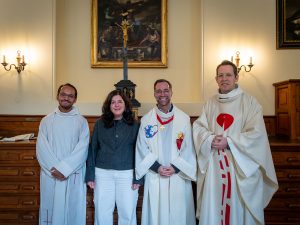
[0,0,300,116]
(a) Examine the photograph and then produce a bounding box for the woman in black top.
[86,90,141,225]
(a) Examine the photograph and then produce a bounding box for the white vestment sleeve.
[227,138,259,178]
[228,102,277,185]
[135,120,157,180]
[55,119,90,178]
[192,108,214,173]
[36,118,60,176]
[171,116,197,181]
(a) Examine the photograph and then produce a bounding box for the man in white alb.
[193,60,278,225]
[135,79,197,225]
[36,83,89,225]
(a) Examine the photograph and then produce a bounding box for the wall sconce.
[1,50,27,74]
[231,51,254,73]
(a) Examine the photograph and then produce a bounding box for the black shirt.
[85,118,141,183]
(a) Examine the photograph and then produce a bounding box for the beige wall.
[202,0,300,115]
[55,0,201,115]
[0,0,300,116]
[0,0,55,114]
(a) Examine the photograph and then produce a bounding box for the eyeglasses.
[154,89,170,95]
[59,93,76,99]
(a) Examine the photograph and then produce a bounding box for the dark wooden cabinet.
[265,139,300,225]
[1,140,299,225]
[0,141,143,225]
[0,141,39,225]
[273,79,300,140]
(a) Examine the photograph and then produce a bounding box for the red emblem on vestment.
[216,113,234,131]
[176,132,184,150]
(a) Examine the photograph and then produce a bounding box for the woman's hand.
[87,181,95,189]
[132,184,140,190]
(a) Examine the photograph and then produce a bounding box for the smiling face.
[110,94,125,120]
[154,81,173,113]
[57,85,77,113]
[216,65,239,94]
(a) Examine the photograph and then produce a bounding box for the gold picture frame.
[91,0,168,68]
[276,0,300,49]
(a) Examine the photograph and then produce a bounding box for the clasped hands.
[50,167,66,181]
[211,134,228,150]
[158,165,175,177]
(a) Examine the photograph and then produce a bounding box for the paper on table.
[0,133,35,142]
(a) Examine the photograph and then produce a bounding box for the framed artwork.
[277,0,300,49]
[91,0,168,68]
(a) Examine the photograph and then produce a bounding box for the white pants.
[94,168,138,225]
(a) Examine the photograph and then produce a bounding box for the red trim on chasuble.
[222,183,226,205]
[225,204,231,225]
[216,113,234,225]
[219,160,224,170]
[227,172,231,199]
[224,155,229,167]
[218,150,232,225]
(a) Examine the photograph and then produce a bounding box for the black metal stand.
[115,46,140,119]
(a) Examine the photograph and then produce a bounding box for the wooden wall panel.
[0,114,277,138]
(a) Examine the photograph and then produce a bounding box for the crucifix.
[115,17,140,119]
[73,171,79,184]
[115,19,132,81]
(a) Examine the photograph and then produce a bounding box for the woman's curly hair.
[101,89,134,128]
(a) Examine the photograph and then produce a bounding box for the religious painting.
[91,0,168,68]
[277,0,300,49]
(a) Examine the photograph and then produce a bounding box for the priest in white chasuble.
[193,60,278,225]
[135,79,197,225]
[36,83,90,225]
